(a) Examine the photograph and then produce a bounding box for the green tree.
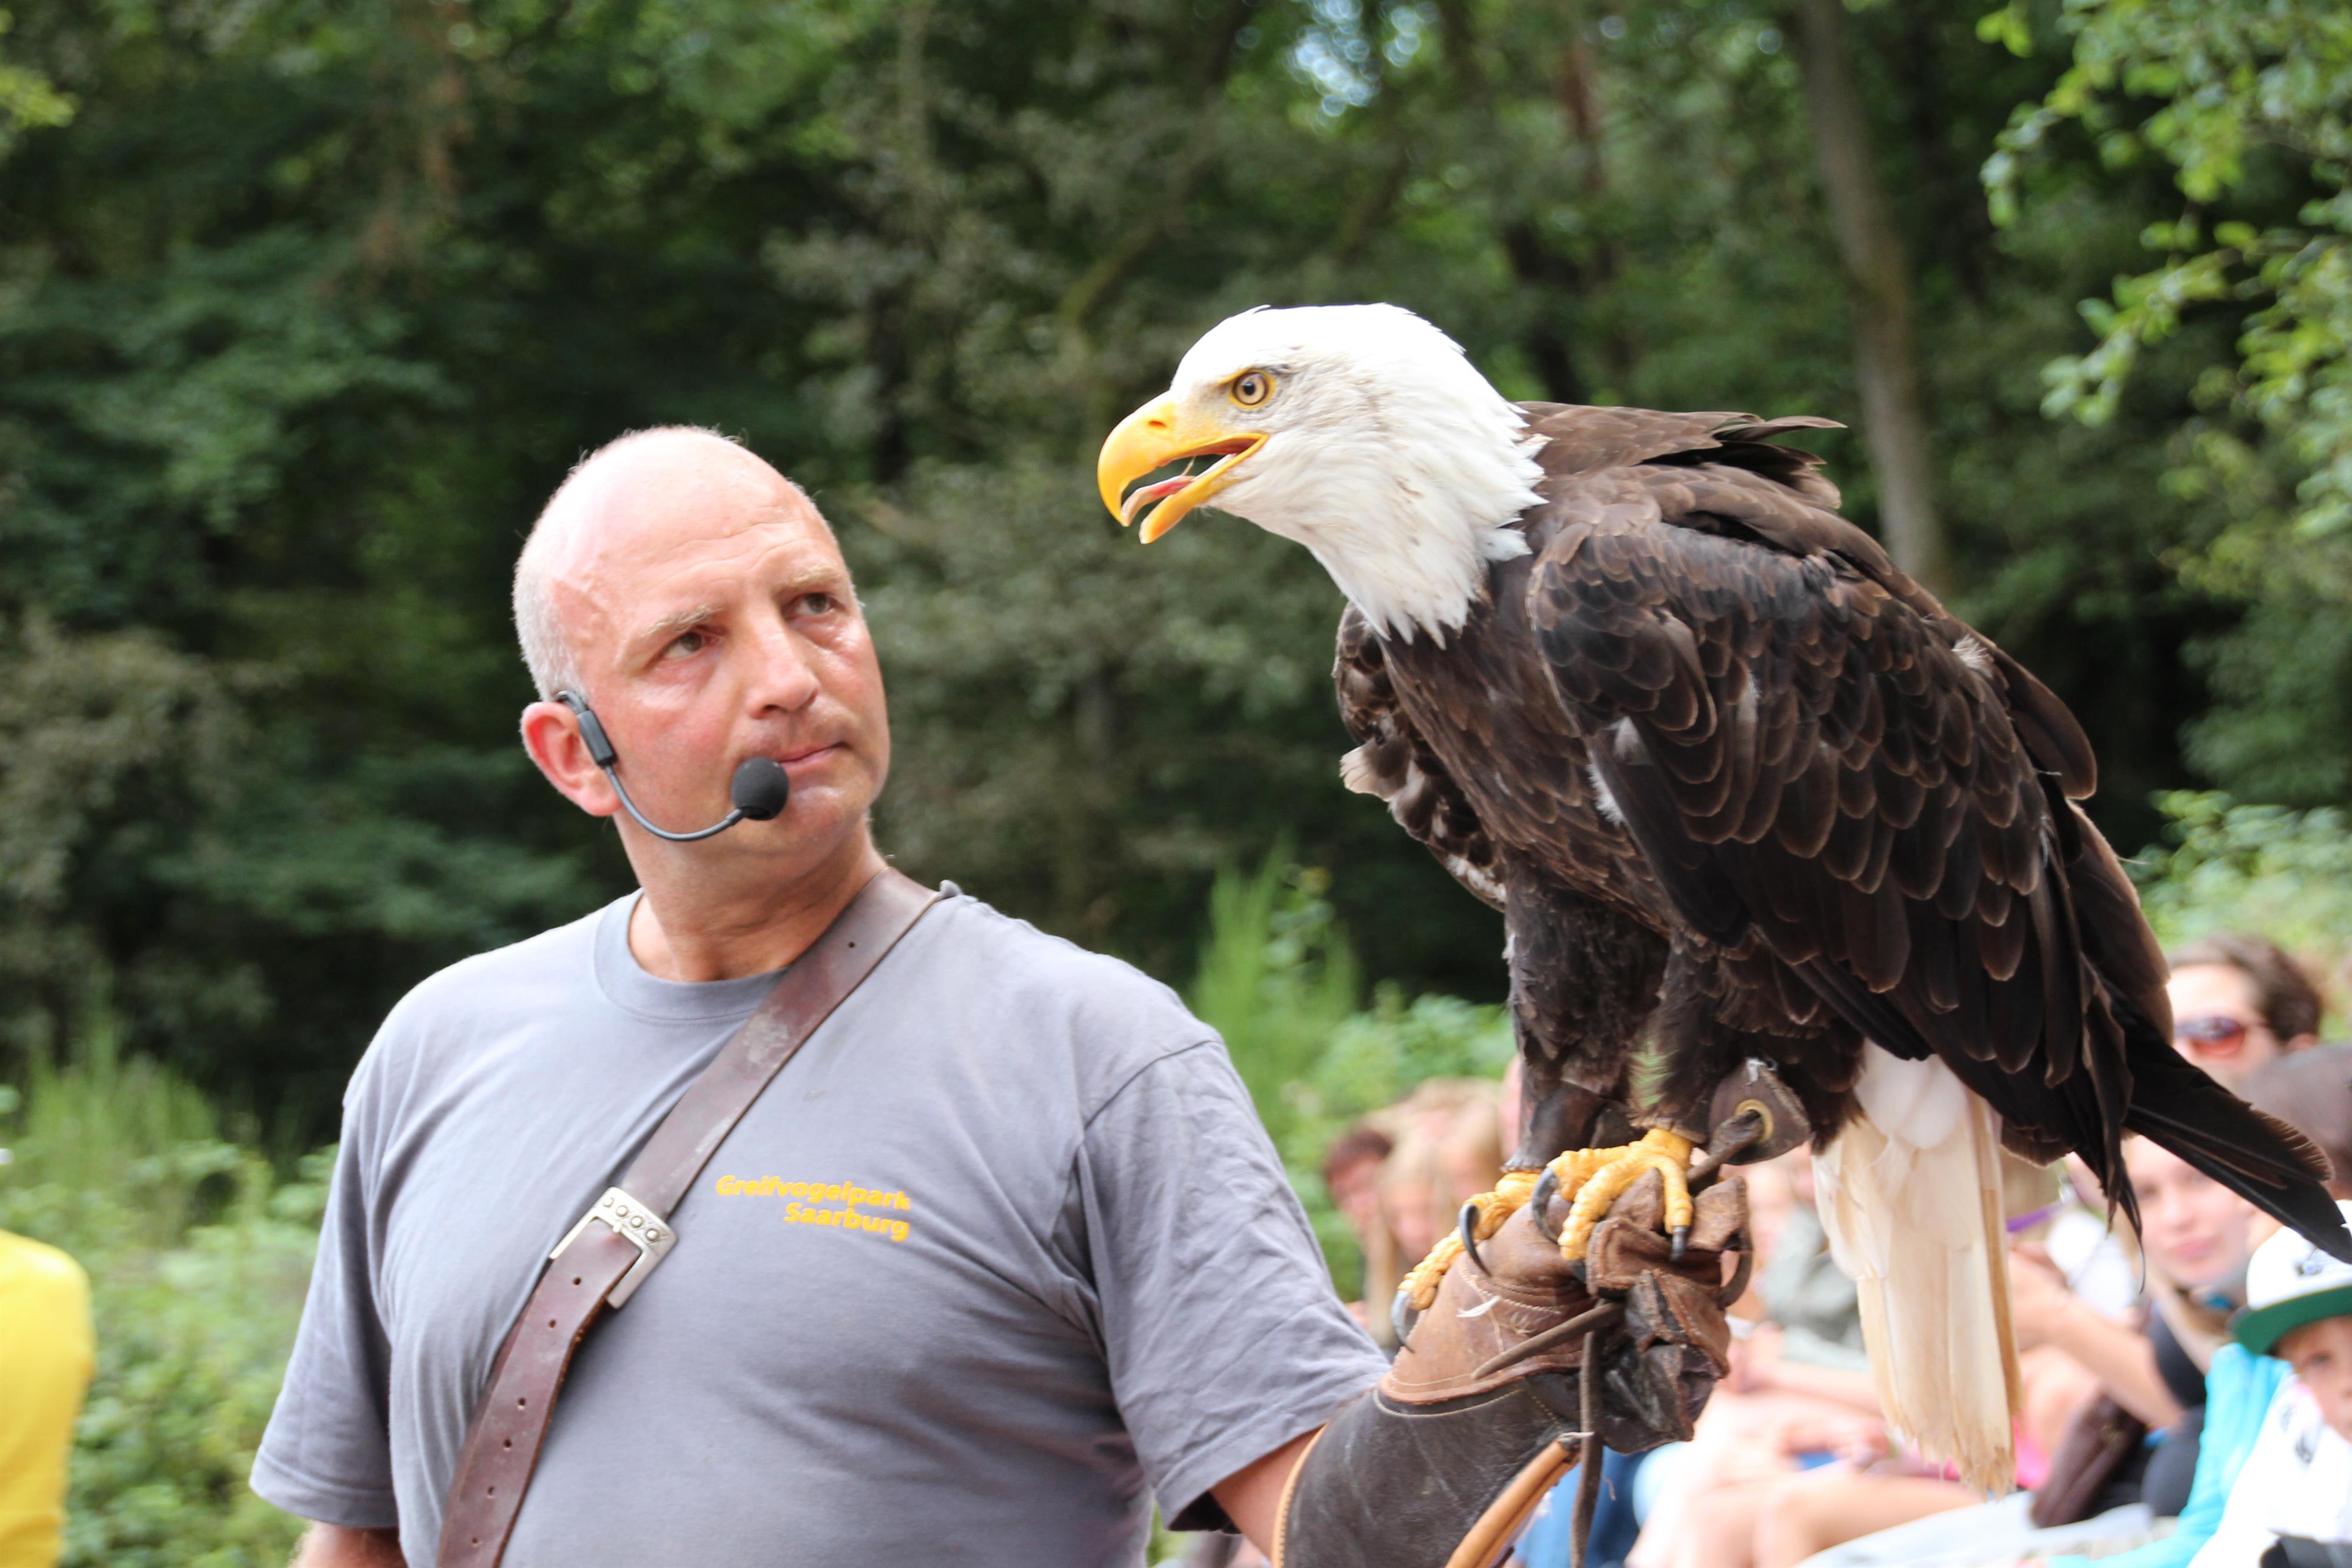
[0,4,69,153]
[1989,0,2352,804]
[2134,790,2352,1018]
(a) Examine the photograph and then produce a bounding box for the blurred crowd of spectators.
[1201,931,2352,1568]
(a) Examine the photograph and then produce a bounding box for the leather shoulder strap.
[437,869,940,1567]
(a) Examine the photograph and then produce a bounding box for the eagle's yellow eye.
[1231,371,1274,408]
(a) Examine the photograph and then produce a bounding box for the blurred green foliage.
[2134,791,2352,1023]
[0,0,2345,1148]
[0,6,71,153]
[0,1028,316,1567]
[1189,855,1515,1283]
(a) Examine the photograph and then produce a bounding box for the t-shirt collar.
[592,891,786,1022]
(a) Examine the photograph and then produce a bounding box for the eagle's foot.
[1398,1168,1541,1312]
[1544,1128,1696,1263]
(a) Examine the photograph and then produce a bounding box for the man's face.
[2167,963,2284,1085]
[536,442,890,875]
[2277,1316,2352,1442]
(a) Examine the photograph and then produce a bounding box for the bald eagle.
[1097,303,2352,1491]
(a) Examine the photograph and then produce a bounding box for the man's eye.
[799,593,837,616]
[665,630,710,657]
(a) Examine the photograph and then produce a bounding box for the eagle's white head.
[1097,303,1546,642]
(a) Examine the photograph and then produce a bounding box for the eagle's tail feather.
[1813,1049,2018,1495]
[2122,1035,2352,1262]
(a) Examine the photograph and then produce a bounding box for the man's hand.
[1272,1169,1749,1567]
[290,1524,406,1567]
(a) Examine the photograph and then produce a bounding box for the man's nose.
[741,613,823,715]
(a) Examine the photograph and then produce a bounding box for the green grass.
[1,1027,318,1568]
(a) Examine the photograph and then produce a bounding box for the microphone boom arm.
[554,690,789,843]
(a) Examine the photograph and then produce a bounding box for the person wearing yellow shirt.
[0,1226,93,1568]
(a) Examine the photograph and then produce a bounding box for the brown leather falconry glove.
[1272,1168,1750,1568]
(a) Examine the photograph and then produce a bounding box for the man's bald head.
[513,427,832,698]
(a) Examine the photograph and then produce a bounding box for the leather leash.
[436,869,941,1566]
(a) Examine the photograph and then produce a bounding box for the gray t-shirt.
[252,887,1382,1566]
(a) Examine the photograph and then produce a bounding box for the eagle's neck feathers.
[1215,375,1546,643]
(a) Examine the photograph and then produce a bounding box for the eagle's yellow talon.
[1549,1128,1695,1262]
[1399,1167,1541,1310]
[1397,1129,1699,1309]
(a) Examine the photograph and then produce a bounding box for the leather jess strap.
[437,870,941,1567]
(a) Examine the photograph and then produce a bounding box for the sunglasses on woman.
[2174,1014,2259,1051]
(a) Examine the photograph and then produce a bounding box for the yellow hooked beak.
[1096,396,1266,543]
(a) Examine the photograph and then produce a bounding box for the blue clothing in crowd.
[2055,1344,2290,1568]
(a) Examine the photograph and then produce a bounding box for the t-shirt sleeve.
[249,1095,400,1529]
[1071,1039,1387,1530]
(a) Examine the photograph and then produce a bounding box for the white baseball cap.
[2236,1199,2352,1356]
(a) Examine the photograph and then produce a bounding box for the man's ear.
[520,700,622,818]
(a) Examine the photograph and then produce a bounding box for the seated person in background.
[2189,1204,2352,1567]
[2013,940,2324,1382]
[2243,1044,2352,1200]
[1692,1163,2094,1568]
[1786,1041,2352,1568]
[1368,1078,1502,1348]
[2025,1066,2352,1568]
[2122,938,2336,1512]
[2011,1136,2267,1519]
[1318,1121,1394,1338]
[1626,1149,1906,1568]
[2166,932,2324,1089]
[1801,1142,2272,1568]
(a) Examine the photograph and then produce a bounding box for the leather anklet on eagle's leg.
[1279,1171,1748,1568]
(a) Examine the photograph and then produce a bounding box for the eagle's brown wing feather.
[1334,605,1506,910]
[1523,432,2334,1238]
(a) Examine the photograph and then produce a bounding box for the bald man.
[249,429,1385,1566]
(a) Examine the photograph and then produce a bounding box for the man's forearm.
[290,1523,406,1568]
[1212,1425,1324,1552]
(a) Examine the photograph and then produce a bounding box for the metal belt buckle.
[550,1186,677,1308]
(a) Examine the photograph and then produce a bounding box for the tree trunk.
[1790,0,1953,599]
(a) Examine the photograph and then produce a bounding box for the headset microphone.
[555,690,791,843]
